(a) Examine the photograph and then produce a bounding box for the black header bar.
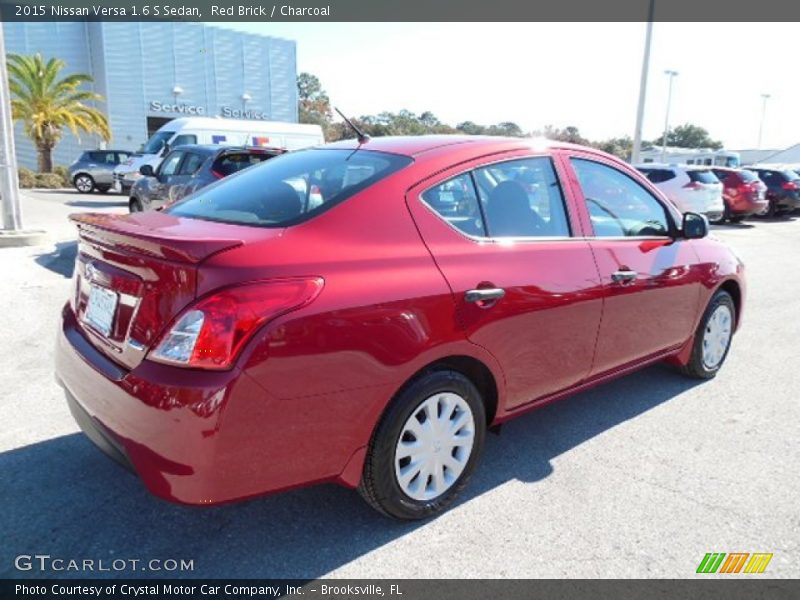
[1,0,800,22]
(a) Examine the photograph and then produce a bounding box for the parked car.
[56,136,745,520]
[747,167,800,217]
[114,117,324,194]
[635,164,725,222]
[129,145,284,212]
[709,167,768,222]
[68,150,133,194]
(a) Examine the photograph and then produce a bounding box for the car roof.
[168,144,282,155]
[319,135,589,158]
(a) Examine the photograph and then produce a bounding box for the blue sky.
[218,22,799,150]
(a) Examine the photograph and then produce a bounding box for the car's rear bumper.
[55,304,375,505]
[726,194,768,217]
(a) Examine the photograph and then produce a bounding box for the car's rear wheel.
[358,370,486,520]
[680,290,735,380]
[73,174,95,194]
[129,197,144,213]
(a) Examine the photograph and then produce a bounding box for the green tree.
[538,125,589,145]
[652,123,723,150]
[592,135,634,160]
[7,52,110,173]
[297,72,332,129]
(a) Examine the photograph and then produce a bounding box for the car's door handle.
[465,288,506,303]
[611,270,638,283]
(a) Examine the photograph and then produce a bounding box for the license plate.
[85,284,118,337]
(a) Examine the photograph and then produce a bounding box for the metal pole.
[758,93,770,149]
[630,0,655,164]
[0,23,23,231]
[661,70,678,162]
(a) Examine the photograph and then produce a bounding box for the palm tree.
[6,53,111,172]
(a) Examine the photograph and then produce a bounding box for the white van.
[113,117,324,192]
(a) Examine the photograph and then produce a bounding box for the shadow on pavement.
[34,241,77,278]
[0,364,701,579]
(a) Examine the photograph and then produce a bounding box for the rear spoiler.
[70,212,243,264]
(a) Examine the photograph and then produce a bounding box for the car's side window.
[421,173,486,237]
[159,152,184,179]
[178,153,205,176]
[571,158,671,238]
[171,134,197,147]
[473,157,571,238]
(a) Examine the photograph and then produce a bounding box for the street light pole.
[758,93,771,149]
[660,69,678,163]
[0,23,22,231]
[631,0,655,164]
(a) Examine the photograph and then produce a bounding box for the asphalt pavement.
[1,188,797,579]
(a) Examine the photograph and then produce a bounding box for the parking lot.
[0,188,797,579]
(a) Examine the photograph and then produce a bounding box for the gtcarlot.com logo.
[14,554,194,573]
[697,552,773,574]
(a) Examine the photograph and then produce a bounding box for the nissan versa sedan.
[56,136,745,520]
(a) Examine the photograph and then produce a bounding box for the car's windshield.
[141,131,174,154]
[167,149,412,227]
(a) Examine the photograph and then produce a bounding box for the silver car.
[68,150,133,194]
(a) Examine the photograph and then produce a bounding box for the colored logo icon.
[697,553,773,574]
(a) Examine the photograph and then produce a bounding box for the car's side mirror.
[682,212,708,239]
[139,164,155,177]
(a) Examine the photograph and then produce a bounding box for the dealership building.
[2,22,299,170]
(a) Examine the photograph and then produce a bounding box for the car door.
[564,153,703,376]
[165,152,206,205]
[145,150,184,208]
[406,152,604,411]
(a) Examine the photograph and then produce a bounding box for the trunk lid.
[70,211,257,370]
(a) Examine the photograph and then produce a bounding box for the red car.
[56,136,745,519]
[710,167,768,222]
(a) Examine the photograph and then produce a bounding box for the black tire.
[765,199,778,218]
[73,174,95,194]
[129,197,144,213]
[680,290,735,380]
[729,215,745,223]
[711,205,728,225]
[358,370,486,520]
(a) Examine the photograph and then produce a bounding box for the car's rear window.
[168,149,412,227]
[737,170,759,183]
[687,170,720,184]
[212,152,278,177]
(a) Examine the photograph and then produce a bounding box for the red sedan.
[56,136,745,519]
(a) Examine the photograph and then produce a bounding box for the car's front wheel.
[73,174,95,193]
[359,370,486,520]
[680,289,735,379]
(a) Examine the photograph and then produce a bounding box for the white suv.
[635,164,724,222]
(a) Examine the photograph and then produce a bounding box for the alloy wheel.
[75,175,93,193]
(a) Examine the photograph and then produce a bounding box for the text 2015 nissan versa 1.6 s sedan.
[56,136,745,519]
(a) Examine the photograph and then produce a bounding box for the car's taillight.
[683,181,702,190]
[782,180,799,191]
[149,278,324,369]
